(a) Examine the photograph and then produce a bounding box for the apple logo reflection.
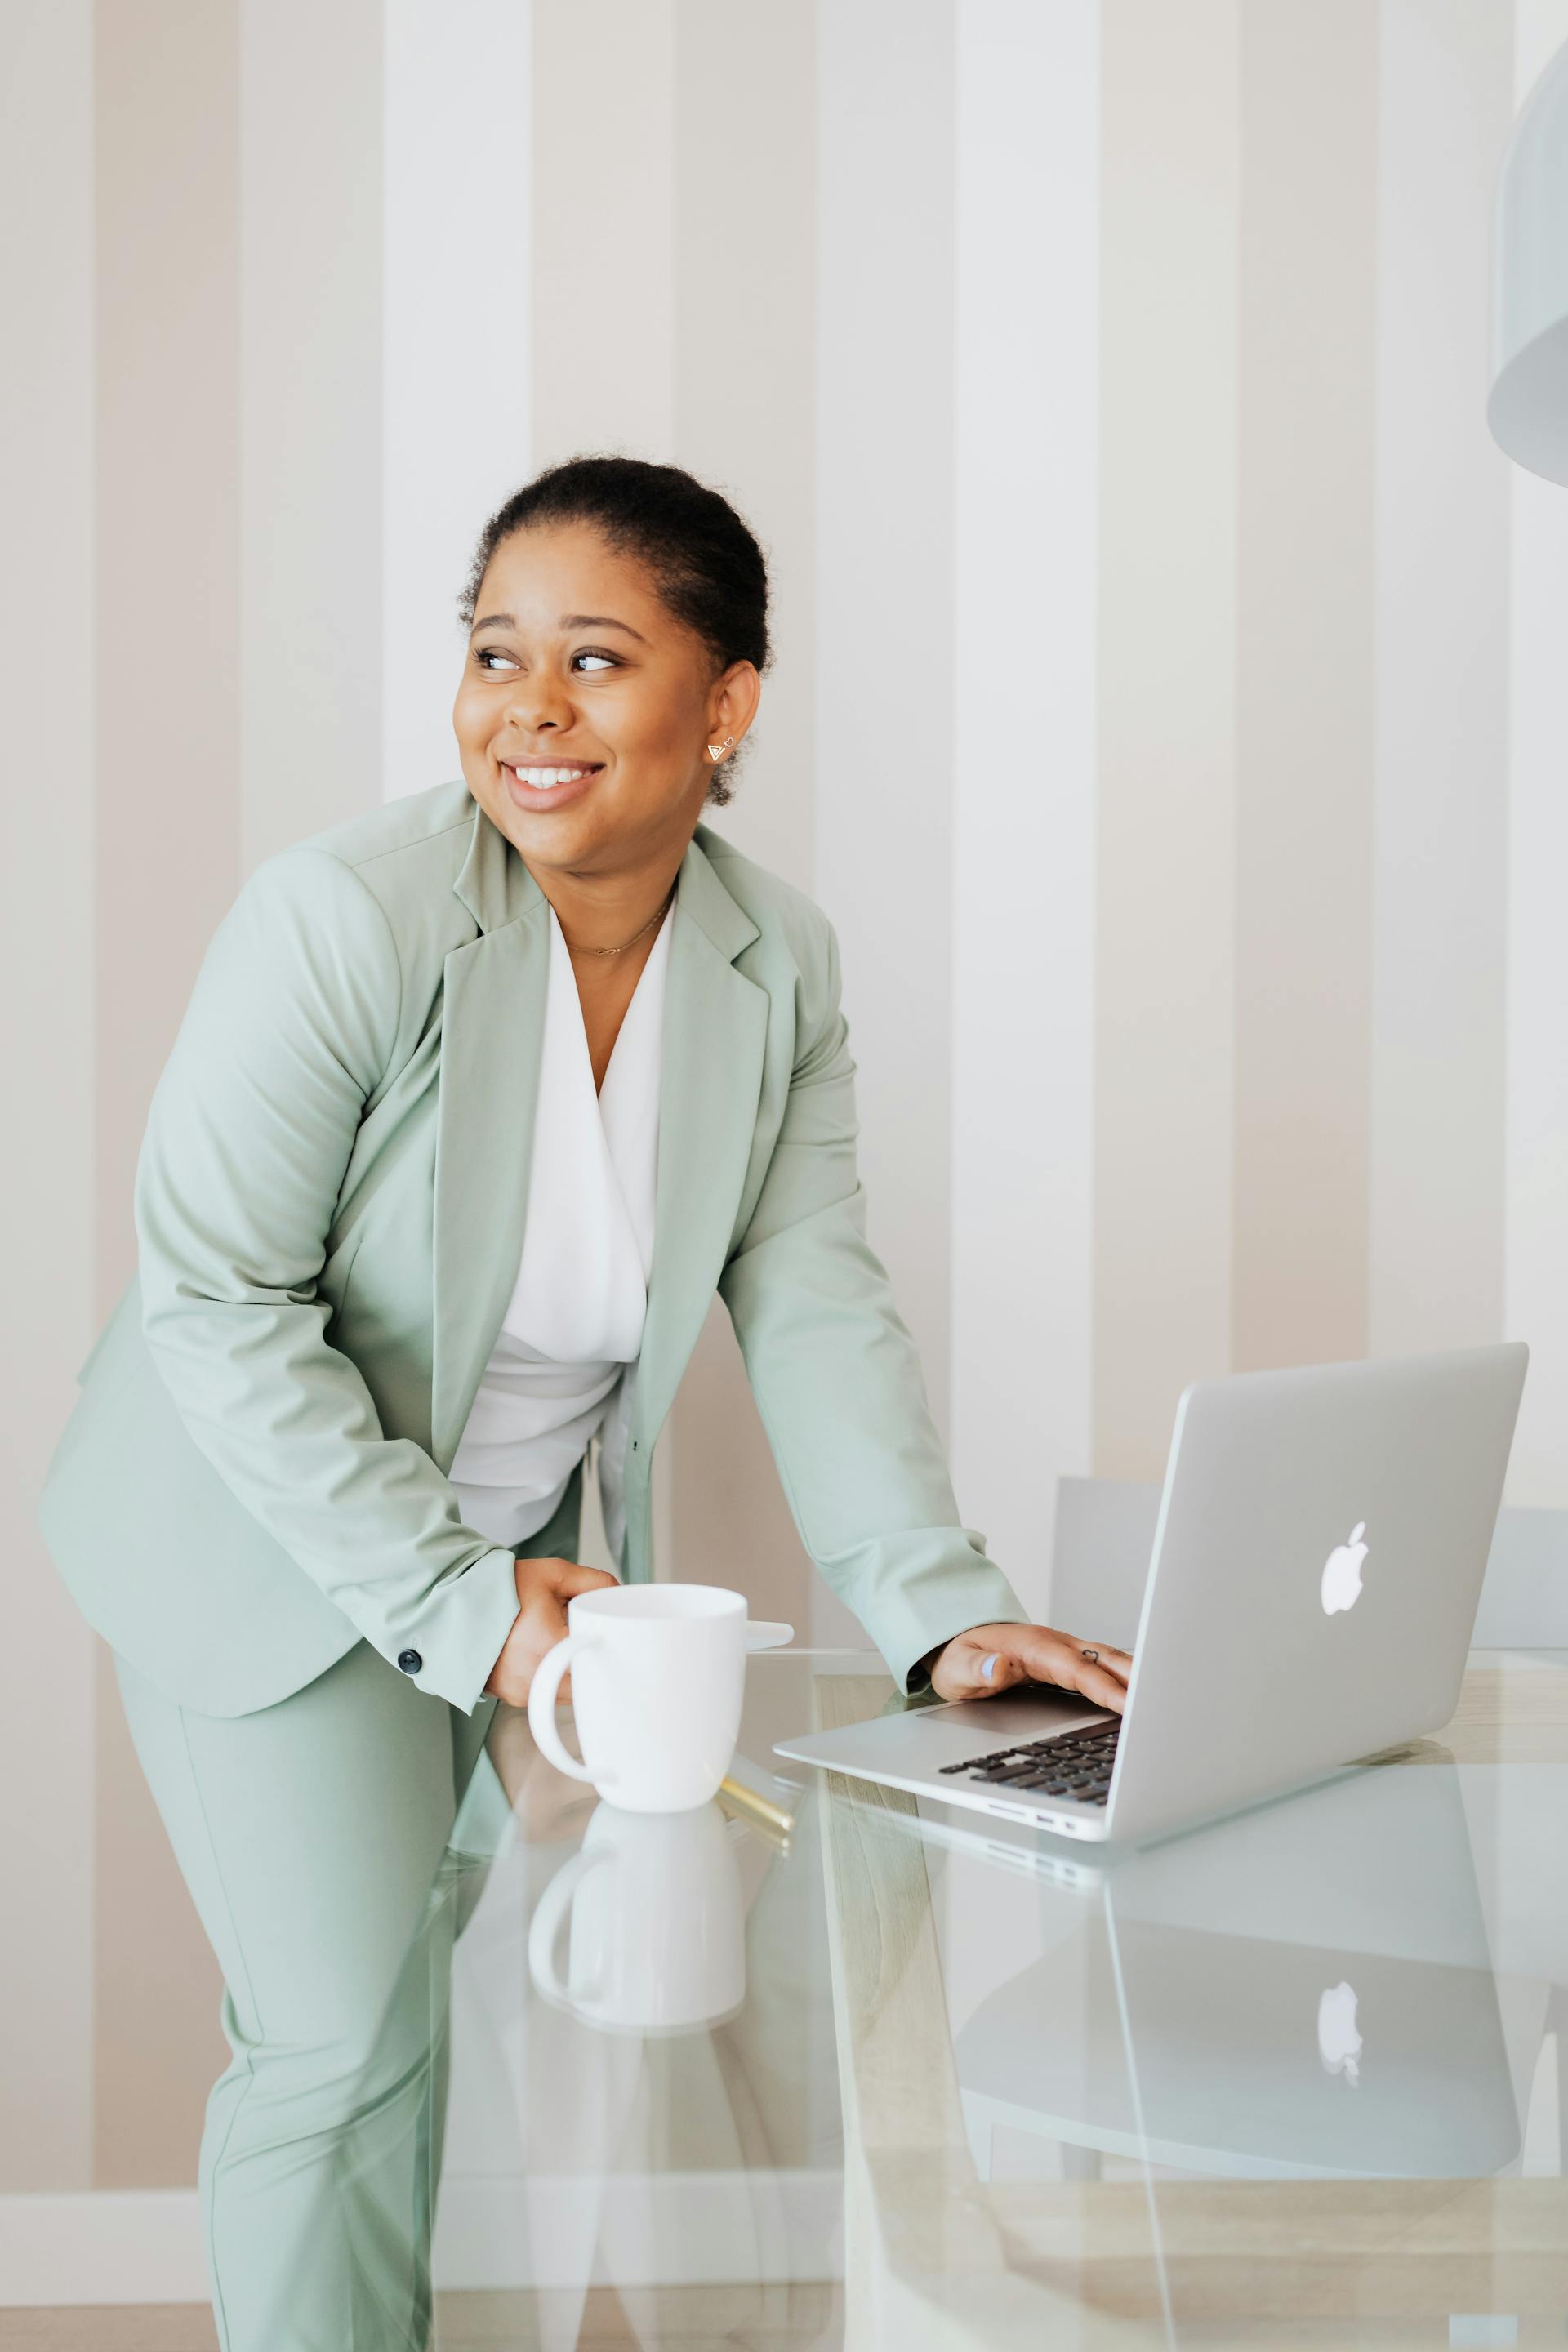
[1317,1979,1363,2086]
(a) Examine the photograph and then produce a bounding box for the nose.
[504,669,576,737]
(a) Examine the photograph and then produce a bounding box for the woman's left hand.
[928,1622,1133,1713]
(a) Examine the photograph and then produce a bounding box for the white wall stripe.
[1370,0,1512,1363]
[1094,0,1239,1477]
[667,2,841,1633]
[1515,0,1568,89]
[950,0,1099,1614]
[814,0,957,1432]
[382,0,532,809]
[0,0,96,2195]
[1504,0,1568,1504]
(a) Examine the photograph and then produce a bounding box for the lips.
[500,760,604,814]
[504,761,602,787]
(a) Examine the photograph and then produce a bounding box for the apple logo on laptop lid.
[1321,1522,1369,1617]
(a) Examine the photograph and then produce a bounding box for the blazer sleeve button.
[396,1649,423,1674]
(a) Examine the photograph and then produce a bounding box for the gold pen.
[717,1772,795,1840]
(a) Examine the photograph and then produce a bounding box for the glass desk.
[296,1650,1568,2348]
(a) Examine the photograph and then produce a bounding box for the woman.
[40,456,1130,2341]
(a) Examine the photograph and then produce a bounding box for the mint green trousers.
[109,1502,574,2350]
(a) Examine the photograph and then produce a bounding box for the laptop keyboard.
[937,1717,1121,1806]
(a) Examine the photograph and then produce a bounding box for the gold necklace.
[561,884,675,959]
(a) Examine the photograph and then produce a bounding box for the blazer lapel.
[429,805,551,1472]
[632,833,767,1458]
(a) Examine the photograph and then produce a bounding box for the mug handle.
[527,1634,600,1784]
[526,1847,610,2007]
[745,1620,795,1651]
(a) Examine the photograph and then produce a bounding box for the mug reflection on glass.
[528,1797,747,2037]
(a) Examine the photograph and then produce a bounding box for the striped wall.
[5,0,1561,2198]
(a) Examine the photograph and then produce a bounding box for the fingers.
[490,1559,621,1711]
[930,1626,1014,1689]
[1071,1642,1133,1713]
[1068,1638,1133,1682]
[1004,1626,1129,1714]
[929,1637,1031,1703]
[550,1558,621,1599]
[487,1578,572,1711]
[1080,1664,1129,1713]
[931,1622,1134,1713]
[1013,1626,1132,1686]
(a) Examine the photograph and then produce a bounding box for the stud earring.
[706,735,737,764]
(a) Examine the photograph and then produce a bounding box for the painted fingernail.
[981,1653,1000,1682]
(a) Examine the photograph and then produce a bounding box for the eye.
[471,646,620,675]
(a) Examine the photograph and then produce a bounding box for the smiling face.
[452,520,758,883]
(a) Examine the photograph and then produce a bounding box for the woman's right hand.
[483,1556,620,1710]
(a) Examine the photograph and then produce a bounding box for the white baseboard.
[0,2171,844,2306]
[432,2167,844,2290]
[0,2190,205,2306]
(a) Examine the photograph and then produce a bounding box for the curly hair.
[457,453,773,808]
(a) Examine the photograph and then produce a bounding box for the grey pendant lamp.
[1489,37,1568,485]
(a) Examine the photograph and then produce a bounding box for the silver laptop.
[774,1343,1529,1846]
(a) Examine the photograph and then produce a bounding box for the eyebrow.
[469,610,650,645]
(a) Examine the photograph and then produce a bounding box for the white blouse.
[448,898,672,1555]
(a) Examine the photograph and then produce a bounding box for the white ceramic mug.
[525,1583,792,1813]
[527,1797,746,2036]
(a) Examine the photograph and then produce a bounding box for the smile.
[501,760,604,811]
[506,762,601,786]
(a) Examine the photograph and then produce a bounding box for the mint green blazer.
[39,781,1025,1717]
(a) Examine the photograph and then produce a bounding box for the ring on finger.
[1081,1646,1099,1664]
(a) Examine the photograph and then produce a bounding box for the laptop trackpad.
[933,1684,1116,1746]
[773,1680,1118,1780]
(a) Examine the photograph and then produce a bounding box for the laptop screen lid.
[1104,1342,1527,1845]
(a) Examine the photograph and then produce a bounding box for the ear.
[709,657,763,746]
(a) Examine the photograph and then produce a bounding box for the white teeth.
[510,764,590,788]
